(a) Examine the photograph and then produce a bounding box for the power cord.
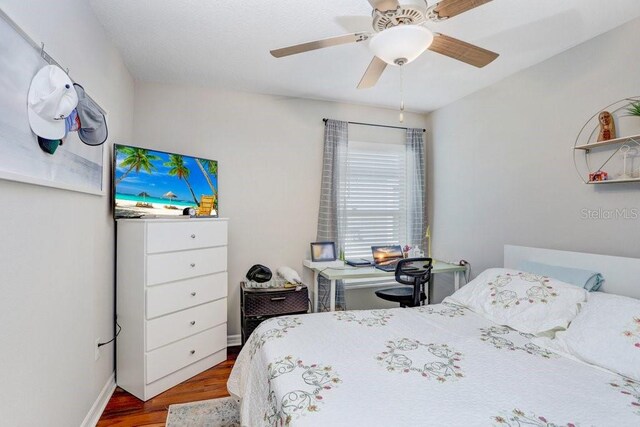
[97,320,122,348]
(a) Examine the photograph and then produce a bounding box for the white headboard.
[504,245,640,299]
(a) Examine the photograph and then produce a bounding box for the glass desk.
[302,259,467,312]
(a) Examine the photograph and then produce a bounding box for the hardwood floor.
[98,346,240,427]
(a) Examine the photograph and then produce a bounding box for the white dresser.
[116,218,228,401]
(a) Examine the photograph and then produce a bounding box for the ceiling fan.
[270,0,499,89]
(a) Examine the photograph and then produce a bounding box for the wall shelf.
[586,177,640,185]
[574,134,640,151]
[573,98,640,185]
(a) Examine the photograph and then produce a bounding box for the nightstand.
[240,283,309,345]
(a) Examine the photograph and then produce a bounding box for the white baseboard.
[81,372,116,427]
[227,334,241,347]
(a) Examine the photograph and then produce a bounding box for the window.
[341,141,407,260]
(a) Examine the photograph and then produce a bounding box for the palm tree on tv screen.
[115,147,160,185]
[164,154,199,205]
[195,158,218,196]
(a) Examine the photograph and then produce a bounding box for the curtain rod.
[322,118,425,132]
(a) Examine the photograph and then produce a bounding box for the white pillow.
[447,268,587,335]
[547,292,640,381]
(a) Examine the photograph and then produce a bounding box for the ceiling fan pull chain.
[399,65,405,123]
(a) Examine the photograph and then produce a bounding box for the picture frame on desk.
[310,241,337,262]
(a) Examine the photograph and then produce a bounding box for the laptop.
[371,245,404,272]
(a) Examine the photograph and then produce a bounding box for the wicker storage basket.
[241,283,309,344]
[243,287,308,316]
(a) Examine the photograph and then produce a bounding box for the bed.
[228,246,640,426]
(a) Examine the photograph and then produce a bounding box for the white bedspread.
[228,302,640,426]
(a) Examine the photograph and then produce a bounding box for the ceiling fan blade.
[270,33,368,58]
[367,0,400,12]
[431,0,493,20]
[428,33,499,68]
[357,56,388,89]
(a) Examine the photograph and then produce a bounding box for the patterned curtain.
[406,128,427,253]
[316,120,348,311]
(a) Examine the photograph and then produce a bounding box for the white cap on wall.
[27,65,78,140]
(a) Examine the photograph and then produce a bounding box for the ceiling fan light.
[369,25,434,66]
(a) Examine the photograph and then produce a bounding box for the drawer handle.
[190,350,196,355]
[271,297,286,301]
[191,234,196,239]
[191,292,197,297]
[190,263,196,267]
[190,321,196,326]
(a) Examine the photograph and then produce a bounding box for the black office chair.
[375,258,433,308]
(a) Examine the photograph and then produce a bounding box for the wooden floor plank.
[98,346,240,426]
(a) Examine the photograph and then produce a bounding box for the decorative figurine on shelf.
[589,170,608,182]
[597,111,617,142]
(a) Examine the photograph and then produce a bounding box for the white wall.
[0,1,133,425]
[133,82,428,336]
[427,17,640,290]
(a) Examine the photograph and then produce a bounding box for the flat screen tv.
[113,144,218,219]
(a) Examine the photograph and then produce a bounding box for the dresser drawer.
[146,247,227,286]
[243,287,309,317]
[146,220,227,254]
[146,299,227,351]
[146,323,227,384]
[146,273,227,319]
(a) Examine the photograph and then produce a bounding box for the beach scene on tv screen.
[114,145,218,218]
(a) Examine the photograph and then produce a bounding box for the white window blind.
[341,141,407,260]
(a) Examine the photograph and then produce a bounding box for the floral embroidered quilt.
[228,304,639,426]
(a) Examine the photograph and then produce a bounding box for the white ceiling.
[90,0,640,113]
